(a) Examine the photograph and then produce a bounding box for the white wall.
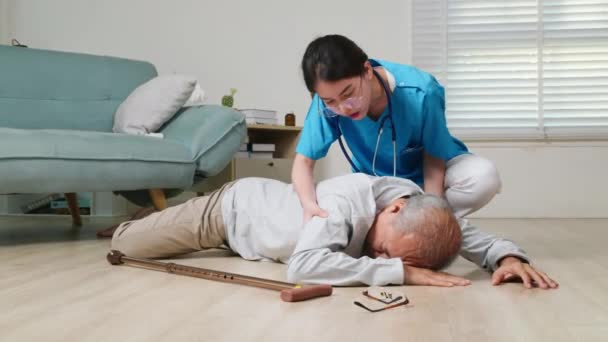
[3,0,607,218]
[0,0,10,44]
[469,141,608,218]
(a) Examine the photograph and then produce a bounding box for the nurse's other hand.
[303,203,328,223]
[403,264,471,287]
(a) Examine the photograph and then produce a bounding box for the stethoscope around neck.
[335,69,396,176]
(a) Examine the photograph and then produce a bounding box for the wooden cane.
[107,250,332,302]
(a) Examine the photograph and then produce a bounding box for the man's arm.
[458,219,559,289]
[458,218,530,272]
[287,244,404,286]
[286,196,403,286]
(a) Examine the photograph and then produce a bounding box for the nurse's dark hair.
[301,34,368,93]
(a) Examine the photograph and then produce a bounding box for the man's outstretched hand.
[402,258,558,289]
[403,264,471,287]
[492,256,559,289]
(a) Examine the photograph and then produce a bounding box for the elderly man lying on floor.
[110,174,557,289]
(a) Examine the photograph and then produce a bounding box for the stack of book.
[238,109,278,125]
[250,143,275,159]
[20,193,92,215]
[20,193,62,213]
[235,143,275,159]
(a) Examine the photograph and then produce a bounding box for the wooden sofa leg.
[64,193,82,226]
[149,189,167,211]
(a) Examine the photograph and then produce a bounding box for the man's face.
[364,198,420,264]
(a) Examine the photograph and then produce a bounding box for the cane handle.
[280,284,333,302]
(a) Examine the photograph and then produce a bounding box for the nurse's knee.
[447,155,502,207]
[470,157,501,197]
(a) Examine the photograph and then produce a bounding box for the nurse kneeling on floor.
[292,34,501,222]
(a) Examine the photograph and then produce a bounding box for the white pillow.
[113,75,197,135]
[184,82,206,107]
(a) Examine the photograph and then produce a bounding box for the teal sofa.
[0,45,246,225]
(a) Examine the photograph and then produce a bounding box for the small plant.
[222,88,237,107]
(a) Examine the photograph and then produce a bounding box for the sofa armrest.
[160,105,246,177]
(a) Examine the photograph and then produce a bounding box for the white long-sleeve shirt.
[221,173,528,286]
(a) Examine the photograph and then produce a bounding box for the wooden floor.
[1,215,607,342]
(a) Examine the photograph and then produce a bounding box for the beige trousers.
[111,182,234,259]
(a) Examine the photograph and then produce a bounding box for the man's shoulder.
[316,173,373,192]
[370,176,424,210]
[372,176,422,191]
[315,174,423,194]
[315,174,376,211]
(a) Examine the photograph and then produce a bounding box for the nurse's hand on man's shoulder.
[403,264,471,287]
[302,203,329,223]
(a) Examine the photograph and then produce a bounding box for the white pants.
[444,154,501,218]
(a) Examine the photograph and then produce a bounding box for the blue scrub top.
[296,59,469,186]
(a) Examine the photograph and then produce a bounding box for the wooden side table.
[195,124,302,194]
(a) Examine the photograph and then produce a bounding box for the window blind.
[412,0,608,139]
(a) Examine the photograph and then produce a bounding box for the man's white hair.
[392,194,462,270]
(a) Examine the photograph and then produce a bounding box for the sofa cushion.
[161,105,246,176]
[0,128,195,193]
